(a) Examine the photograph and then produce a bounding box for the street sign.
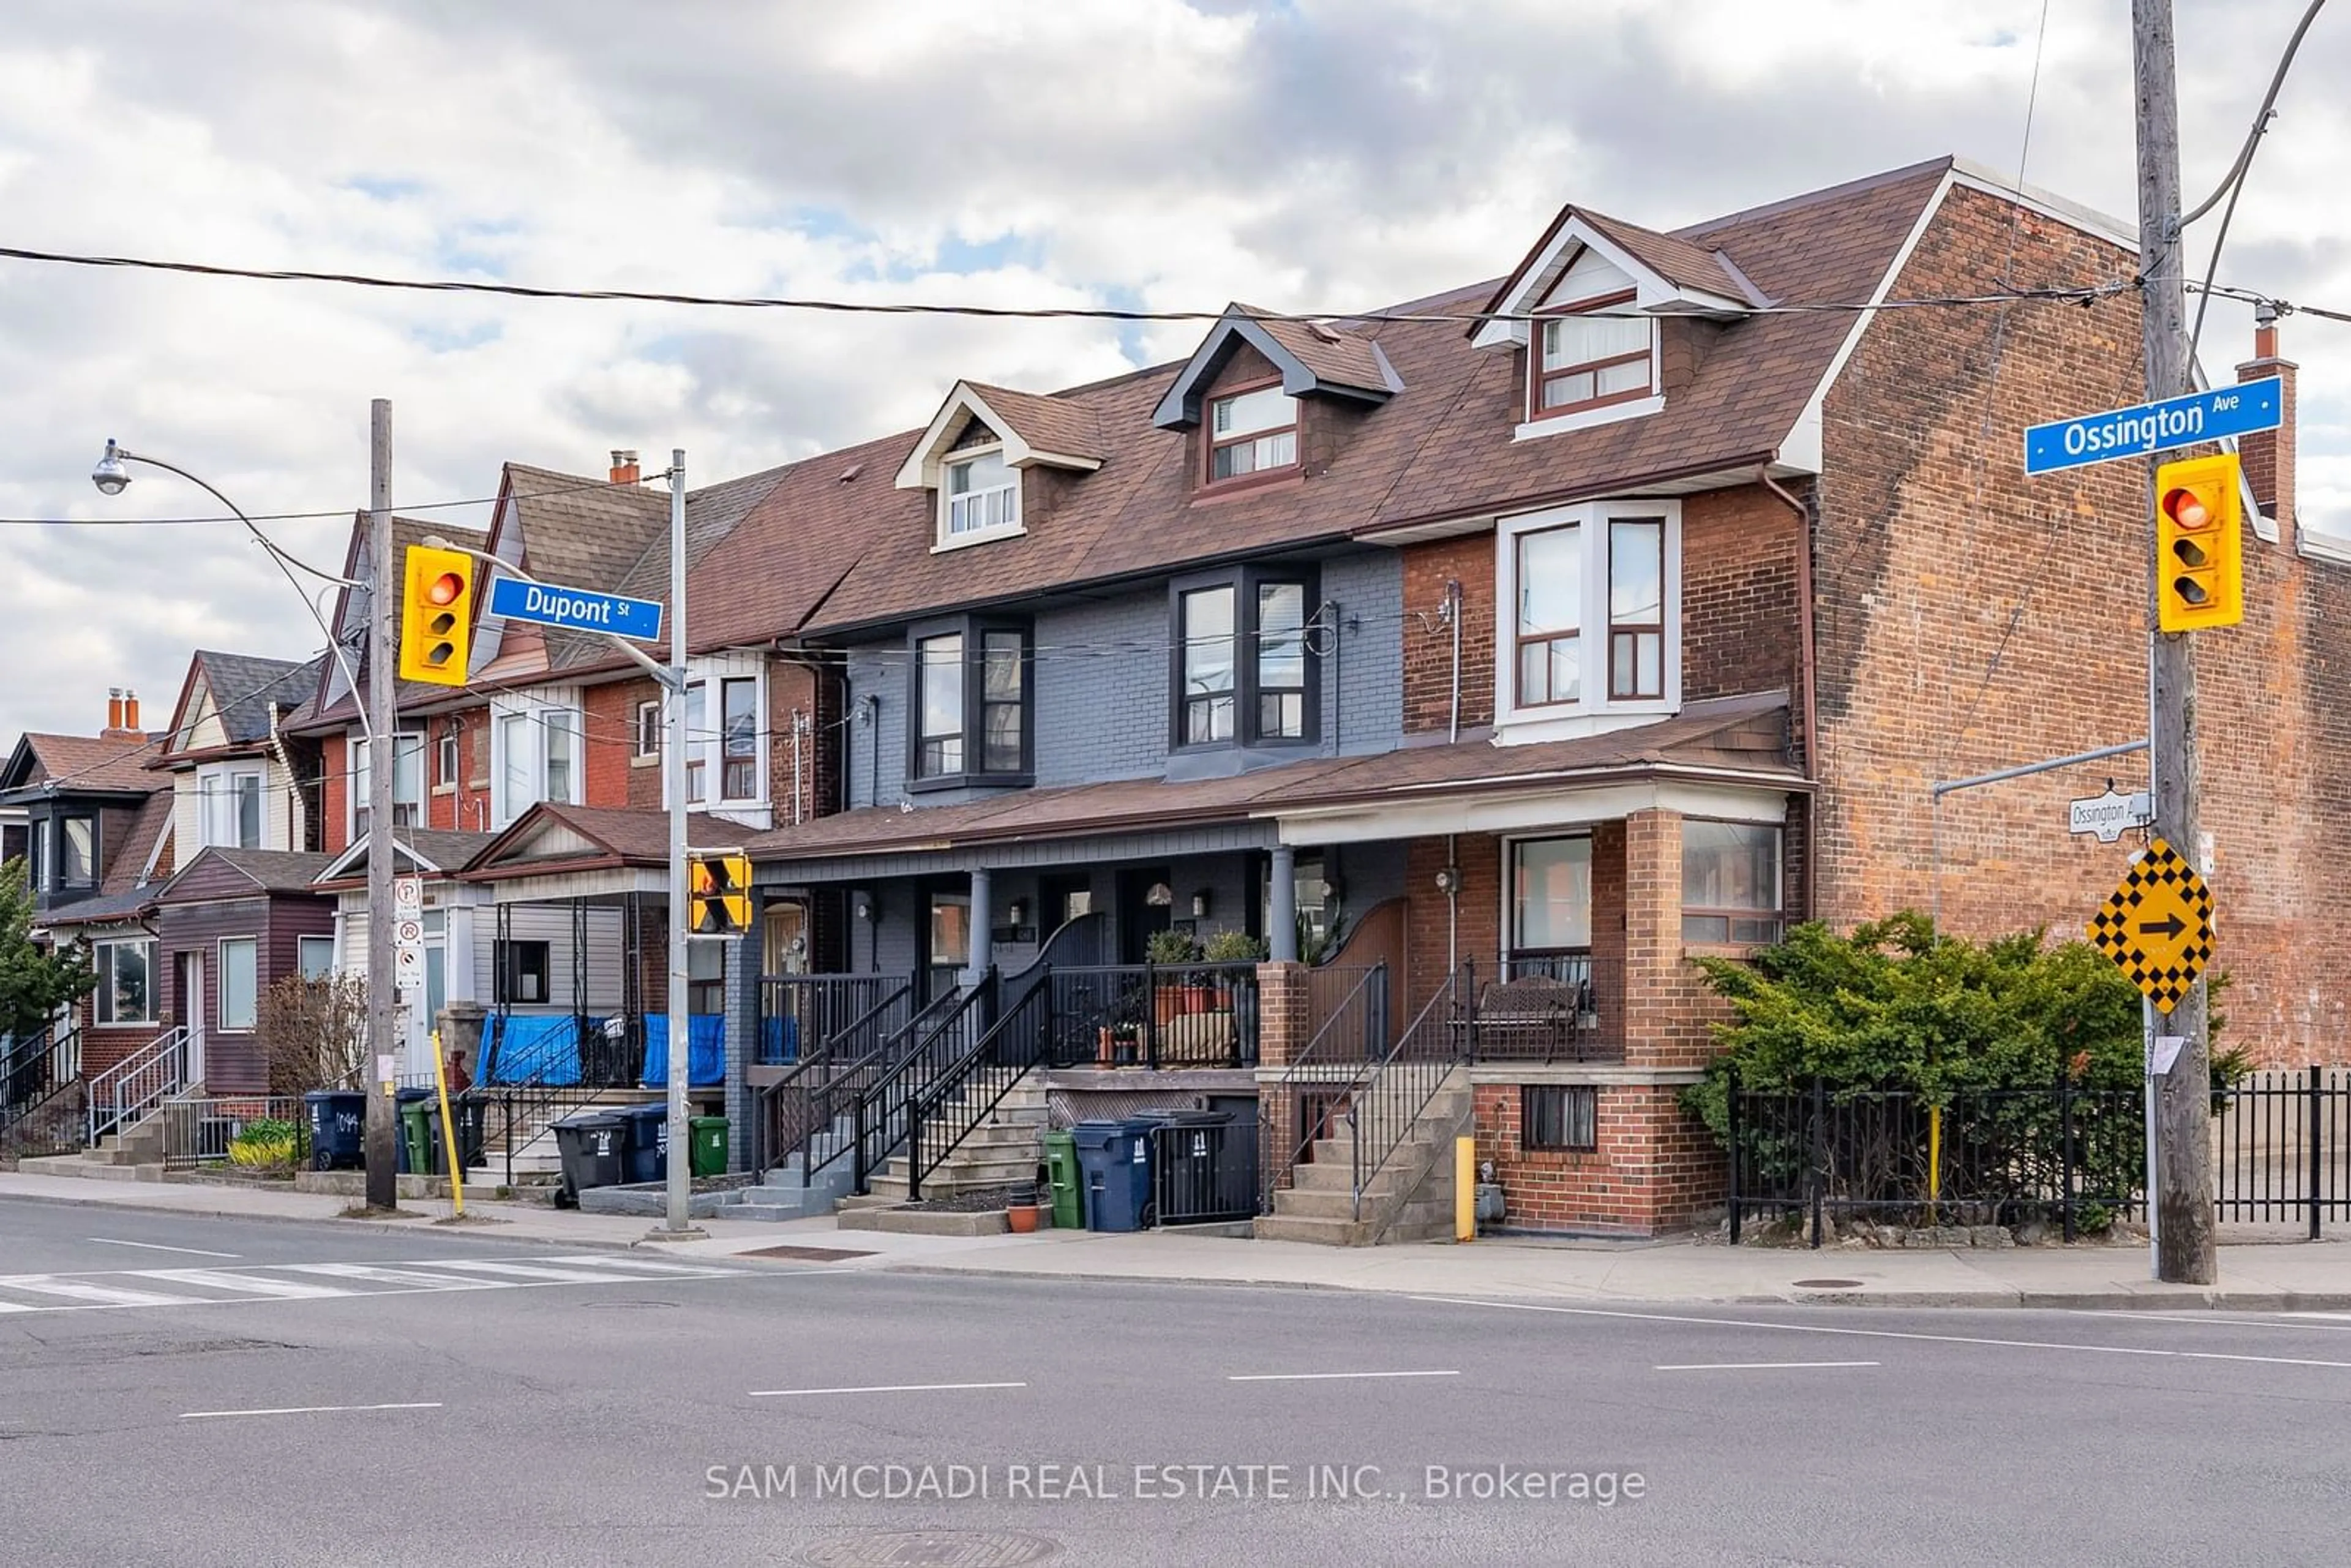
[394,945,424,985]
[2069,788,2152,842]
[487,575,663,643]
[2087,837,2214,1014]
[394,876,423,915]
[392,917,426,950]
[2022,376,2282,476]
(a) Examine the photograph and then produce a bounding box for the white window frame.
[488,697,585,828]
[217,936,260,1033]
[348,727,426,841]
[716,675,762,804]
[1493,500,1682,744]
[298,935,336,981]
[1513,250,1666,442]
[934,445,1022,552]
[667,665,767,812]
[197,762,266,850]
[93,937,157,1026]
[634,699,661,759]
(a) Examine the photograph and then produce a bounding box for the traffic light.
[2154,452,2243,633]
[397,545,475,686]
[688,852,753,936]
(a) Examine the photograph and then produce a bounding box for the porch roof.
[458,802,752,887]
[743,691,1801,865]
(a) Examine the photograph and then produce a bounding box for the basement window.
[1523,1084,1597,1153]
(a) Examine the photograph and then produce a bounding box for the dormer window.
[944,448,1019,543]
[1207,384,1299,484]
[1533,294,1655,419]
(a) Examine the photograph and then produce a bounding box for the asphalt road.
[1,1198,2347,1567]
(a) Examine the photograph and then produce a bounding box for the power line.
[0,240,2127,326]
[0,473,642,528]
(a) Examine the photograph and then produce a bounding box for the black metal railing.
[2213,1066,2351,1237]
[907,970,1054,1201]
[478,1084,661,1189]
[1460,955,1622,1062]
[160,1095,311,1172]
[1041,962,1261,1068]
[1348,969,1469,1221]
[1259,964,1387,1211]
[759,974,906,1067]
[1,1024,80,1145]
[1725,1073,2148,1245]
[1155,1116,1262,1225]
[854,976,997,1194]
[751,984,947,1179]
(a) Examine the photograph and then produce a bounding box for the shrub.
[1202,929,1267,964]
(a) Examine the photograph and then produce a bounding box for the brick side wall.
[584,678,654,811]
[1816,179,2351,1063]
[1401,536,1494,736]
[763,659,825,827]
[1472,1081,1722,1236]
[320,734,347,855]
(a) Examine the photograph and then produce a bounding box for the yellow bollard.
[1455,1135,1475,1243]
[429,1028,466,1220]
[1927,1104,1942,1219]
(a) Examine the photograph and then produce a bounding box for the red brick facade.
[1472,1080,1722,1235]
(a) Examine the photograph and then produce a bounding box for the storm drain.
[1790,1278,1865,1290]
[741,1245,878,1262]
[800,1529,1059,1567]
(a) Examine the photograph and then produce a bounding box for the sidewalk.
[4,1170,2345,1310]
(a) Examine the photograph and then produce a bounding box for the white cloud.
[0,0,2344,743]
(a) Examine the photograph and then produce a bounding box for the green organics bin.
[689,1115,729,1177]
[1043,1130,1083,1229]
[398,1095,439,1177]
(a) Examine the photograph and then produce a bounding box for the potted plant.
[1202,929,1267,1007]
[1006,1188,1043,1233]
[1145,928,1202,1024]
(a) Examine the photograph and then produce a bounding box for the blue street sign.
[2023,376,2282,476]
[487,575,664,642]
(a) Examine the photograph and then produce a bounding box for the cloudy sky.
[1,0,2344,743]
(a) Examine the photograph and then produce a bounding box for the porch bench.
[1463,975,1599,1062]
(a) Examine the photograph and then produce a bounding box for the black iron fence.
[160,1096,310,1172]
[759,975,905,1067]
[1259,964,1387,1211]
[1,1025,78,1138]
[1041,962,1260,1069]
[1153,1115,1261,1225]
[1460,955,1622,1063]
[1727,1068,2351,1245]
[1349,969,1469,1222]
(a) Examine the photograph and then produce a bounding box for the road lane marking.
[131,1269,353,1300]
[1409,1296,2351,1370]
[281,1264,503,1291]
[2,1277,200,1308]
[423,1260,634,1284]
[749,1382,1027,1398]
[180,1403,442,1420]
[559,1256,729,1275]
[1655,1360,1880,1372]
[86,1237,239,1259]
[1227,1370,1461,1382]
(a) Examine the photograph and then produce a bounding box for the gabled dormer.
[1472,206,1767,441]
[893,381,1105,553]
[1152,306,1402,493]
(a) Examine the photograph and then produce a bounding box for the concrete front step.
[16,1153,165,1183]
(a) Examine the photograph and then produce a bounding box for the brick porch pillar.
[1255,961,1308,1069]
[1620,808,1692,1070]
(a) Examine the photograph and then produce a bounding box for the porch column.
[1267,844,1299,962]
[445,901,478,1003]
[1621,808,1706,1070]
[726,892,762,1174]
[964,867,992,985]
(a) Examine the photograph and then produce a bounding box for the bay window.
[684,685,707,803]
[351,729,424,838]
[1496,501,1680,735]
[1207,384,1299,484]
[94,939,156,1026]
[1682,821,1783,945]
[909,619,1031,789]
[1171,568,1316,751]
[943,448,1019,543]
[490,704,583,827]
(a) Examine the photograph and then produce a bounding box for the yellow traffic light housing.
[2154,452,2243,633]
[688,852,754,936]
[397,545,475,686]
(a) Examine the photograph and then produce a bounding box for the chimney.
[2237,303,2297,553]
[105,688,124,733]
[124,690,140,733]
[609,449,641,486]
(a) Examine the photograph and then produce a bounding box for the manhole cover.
[1791,1278,1864,1290]
[800,1529,1059,1567]
[743,1245,878,1262]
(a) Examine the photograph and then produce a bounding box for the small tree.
[256,972,370,1094]
[0,858,96,1043]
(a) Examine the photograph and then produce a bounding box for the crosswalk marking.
[0,1254,751,1317]
[133,1269,353,1300]
[3,1277,201,1308]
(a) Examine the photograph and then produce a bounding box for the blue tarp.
[759,1015,797,1066]
[482,1014,585,1087]
[640,1015,726,1087]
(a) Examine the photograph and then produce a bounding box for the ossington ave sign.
[2022,377,2282,476]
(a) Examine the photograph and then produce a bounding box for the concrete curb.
[0,1188,659,1251]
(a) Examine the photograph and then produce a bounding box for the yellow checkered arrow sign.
[2086,836,2214,1015]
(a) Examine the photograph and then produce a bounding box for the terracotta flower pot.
[1006,1204,1041,1234]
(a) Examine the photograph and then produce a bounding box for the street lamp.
[91,440,131,496]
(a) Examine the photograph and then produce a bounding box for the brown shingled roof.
[1573,210,1757,303]
[965,384,1106,463]
[15,732,170,794]
[1251,314,1397,395]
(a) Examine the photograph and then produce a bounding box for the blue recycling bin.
[616,1103,670,1184]
[303,1090,367,1171]
[1072,1119,1157,1232]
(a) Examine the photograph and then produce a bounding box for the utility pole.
[364,398,399,1211]
[2132,0,2216,1285]
[649,447,702,1240]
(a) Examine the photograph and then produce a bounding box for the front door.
[923,883,971,1000]
[1116,866,1173,965]
[182,951,206,1089]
